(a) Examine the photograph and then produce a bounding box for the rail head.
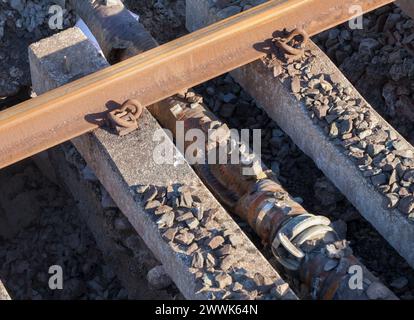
[0,0,395,169]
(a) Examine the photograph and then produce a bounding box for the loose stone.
[142,185,158,203]
[395,149,414,158]
[186,243,199,255]
[367,144,385,157]
[175,231,195,245]
[176,212,195,222]
[329,122,339,138]
[145,200,161,211]
[216,244,233,256]
[338,119,353,135]
[186,217,200,230]
[194,228,210,241]
[162,227,178,242]
[389,170,398,185]
[157,212,175,228]
[207,236,225,250]
[273,283,290,297]
[215,273,232,289]
[291,76,300,93]
[385,193,399,209]
[180,192,193,207]
[155,205,173,215]
[205,253,216,268]
[314,104,329,119]
[398,196,414,214]
[228,234,244,247]
[220,255,235,271]
[192,251,204,269]
[358,129,372,140]
[193,206,204,221]
[202,274,213,287]
[233,282,243,292]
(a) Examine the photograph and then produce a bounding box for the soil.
[0,161,126,299]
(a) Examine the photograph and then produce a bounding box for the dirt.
[124,0,187,44]
[313,4,414,144]
[0,0,75,100]
[0,161,126,299]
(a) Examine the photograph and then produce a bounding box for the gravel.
[262,36,414,220]
[134,180,279,300]
[313,4,414,143]
[0,0,75,99]
[0,0,186,298]
[193,60,414,299]
[0,162,125,300]
[123,0,186,45]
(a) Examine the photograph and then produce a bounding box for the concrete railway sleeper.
[187,0,414,272]
[29,26,297,301]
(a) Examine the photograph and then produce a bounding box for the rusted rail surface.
[0,0,393,169]
[398,0,414,18]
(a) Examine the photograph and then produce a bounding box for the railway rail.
[0,0,393,168]
[1,0,414,301]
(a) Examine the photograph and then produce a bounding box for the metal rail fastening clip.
[108,99,144,136]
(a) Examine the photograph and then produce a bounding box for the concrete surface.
[47,144,176,300]
[0,280,10,300]
[29,27,297,300]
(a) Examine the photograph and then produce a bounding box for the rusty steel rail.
[0,0,394,168]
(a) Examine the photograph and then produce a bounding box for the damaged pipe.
[153,95,397,300]
[67,0,157,62]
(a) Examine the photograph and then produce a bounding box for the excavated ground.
[0,0,414,299]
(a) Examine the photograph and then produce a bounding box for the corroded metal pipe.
[153,95,397,300]
[68,0,157,61]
